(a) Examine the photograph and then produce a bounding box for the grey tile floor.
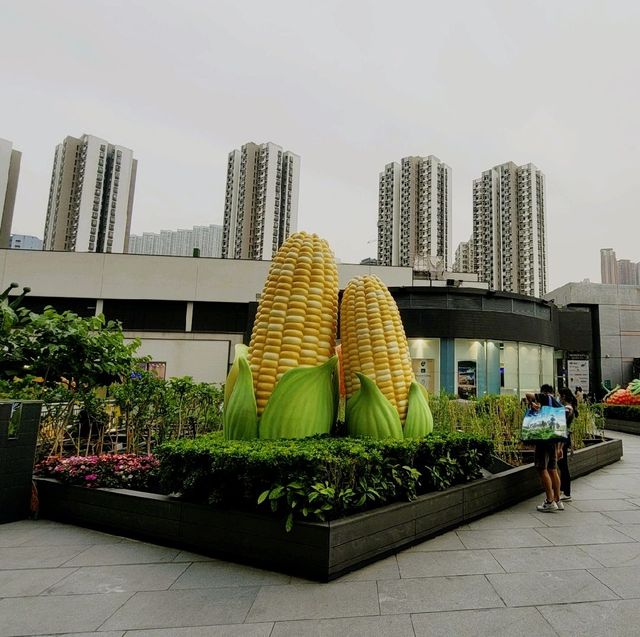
[1,430,639,636]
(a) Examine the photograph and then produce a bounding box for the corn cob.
[224,231,339,440]
[249,231,338,416]
[340,275,414,422]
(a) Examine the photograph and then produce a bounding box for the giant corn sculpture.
[340,275,433,439]
[223,232,339,439]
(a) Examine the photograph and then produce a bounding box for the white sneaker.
[537,500,558,512]
[556,500,565,511]
[560,494,572,502]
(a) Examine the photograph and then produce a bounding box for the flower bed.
[35,454,159,491]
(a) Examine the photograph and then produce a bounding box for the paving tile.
[531,510,616,527]
[486,570,619,607]
[46,562,189,595]
[404,531,466,552]
[589,565,640,598]
[62,541,181,566]
[121,625,273,636]
[171,561,291,588]
[0,544,88,569]
[19,524,125,546]
[0,520,46,547]
[535,525,633,546]
[270,614,414,637]
[627,498,640,507]
[579,542,640,567]
[538,599,640,637]
[172,550,217,562]
[101,587,258,630]
[397,549,503,578]
[378,575,504,614]
[458,513,548,530]
[569,499,640,512]
[411,606,557,636]
[602,510,640,524]
[38,633,124,637]
[616,524,640,541]
[490,546,603,572]
[457,528,551,549]
[335,555,400,581]
[560,489,629,500]
[0,567,76,596]
[0,592,132,637]
[246,581,379,622]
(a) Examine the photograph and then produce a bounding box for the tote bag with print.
[521,399,567,442]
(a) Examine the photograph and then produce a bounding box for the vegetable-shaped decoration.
[629,379,640,396]
[340,275,433,439]
[223,232,339,439]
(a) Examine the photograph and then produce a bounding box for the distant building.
[221,142,300,260]
[453,237,475,273]
[472,161,547,297]
[10,234,42,250]
[129,224,223,258]
[601,248,618,284]
[43,134,137,253]
[601,248,639,285]
[377,155,451,269]
[0,139,21,249]
[359,257,378,266]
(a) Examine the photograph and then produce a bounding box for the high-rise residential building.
[42,134,137,253]
[128,224,223,258]
[9,234,42,250]
[0,139,21,249]
[601,248,618,284]
[221,142,300,260]
[453,236,475,273]
[601,248,639,285]
[472,161,547,297]
[377,155,451,269]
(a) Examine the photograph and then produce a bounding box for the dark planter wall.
[0,400,42,523]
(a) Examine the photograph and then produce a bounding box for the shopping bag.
[521,405,567,442]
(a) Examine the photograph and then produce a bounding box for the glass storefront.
[407,337,555,398]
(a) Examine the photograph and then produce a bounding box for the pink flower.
[84,474,98,481]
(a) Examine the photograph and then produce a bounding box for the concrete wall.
[547,282,640,386]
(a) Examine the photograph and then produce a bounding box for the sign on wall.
[567,359,590,394]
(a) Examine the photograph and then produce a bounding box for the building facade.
[129,224,223,258]
[221,142,300,260]
[2,248,566,398]
[377,155,451,269]
[43,134,137,253]
[601,248,639,285]
[9,234,42,250]
[472,162,547,297]
[0,139,21,249]
[453,237,475,273]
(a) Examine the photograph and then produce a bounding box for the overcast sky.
[3,0,639,290]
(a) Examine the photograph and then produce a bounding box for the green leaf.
[257,489,269,505]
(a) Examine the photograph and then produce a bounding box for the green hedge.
[157,432,493,528]
[603,404,640,422]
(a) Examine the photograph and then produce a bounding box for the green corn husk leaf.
[224,343,250,410]
[259,356,338,439]
[223,354,258,440]
[346,372,403,440]
[404,381,434,439]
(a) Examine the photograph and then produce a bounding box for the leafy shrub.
[601,404,640,422]
[35,454,159,491]
[157,432,493,528]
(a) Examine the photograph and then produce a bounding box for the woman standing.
[558,387,578,502]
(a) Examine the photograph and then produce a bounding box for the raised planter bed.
[35,437,623,581]
[605,418,640,435]
[1,400,42,523]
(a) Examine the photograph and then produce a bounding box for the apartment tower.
[453,237,475,273]
[472,162,547,297]
[43,134,137,253]
[129,224,223,258]
[600,248,618,284]
[221,142,300,260]
[0,139,21,249]
[377,155,451,269]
